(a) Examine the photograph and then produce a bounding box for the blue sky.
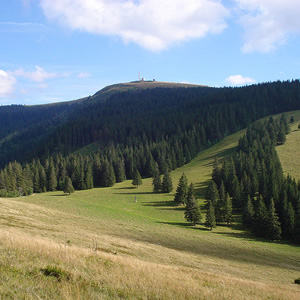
[0,0,300,105]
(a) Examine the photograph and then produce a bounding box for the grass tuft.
[40,265,71,282]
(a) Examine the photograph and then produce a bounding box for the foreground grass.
[1,118,300,299]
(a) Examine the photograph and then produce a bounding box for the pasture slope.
[0,112,300,299]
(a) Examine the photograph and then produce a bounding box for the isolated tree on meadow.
[161,171,173,193]
[184,183,202,225]
[63,176,74,195]
[174,172,188,205]
[205,201,216,230]
[132,169,142,188]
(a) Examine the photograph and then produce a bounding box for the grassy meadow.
[0,113,300,299]
[276,110,300,180]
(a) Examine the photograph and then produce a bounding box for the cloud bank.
[0,70,16,97]
[40,0,229,51]
[226,74,256,86]
[235,0,300,53]
[11,66,66,82]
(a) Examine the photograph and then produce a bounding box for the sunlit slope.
[1,125,300,299]
[276,110,300,180]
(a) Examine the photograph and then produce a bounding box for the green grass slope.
[1,124,300,299]
[276,110,300,180]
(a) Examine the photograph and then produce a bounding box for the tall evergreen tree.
[161,171,173,193]
[266,198,282,240]
[184,183,202,225]
[205,180,219,207]
[174,172,188,205]
[205,201,216,230]
[132,169,142,188]
[47,159,57,191]
[152,163,162,193]
[224,193,233,225]
[63,176,74,195]
[242,195,255,227]
[102,160,116,187]
[254,195,268,236]
[293,202,300,244]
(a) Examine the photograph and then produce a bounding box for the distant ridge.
[91,81,206,103]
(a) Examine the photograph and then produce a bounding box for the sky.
[0,0,300,105]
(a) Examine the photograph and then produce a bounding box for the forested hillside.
[206,115,300,242]
[0,80,300,198]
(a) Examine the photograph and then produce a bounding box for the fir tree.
[184,183,202,225]
[63,176,74,195]
[266,198,282,240]
[102,160,116,187]
[205,180,219,207]
[161,171,173,193]
[47,159,57,191]
[224,193,233,225]
[205,201,216,230]
[254,195,268,236]
[132,169,142,188]
[293,202,300,244]
[242,195,255,227]
[174,172,188,205]
[283,202,295,238]
[152,163,162,193]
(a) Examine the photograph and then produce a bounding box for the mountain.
[0,80,300,169]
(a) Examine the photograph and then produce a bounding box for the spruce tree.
[242,195,255,227]
[33,167,41,193]
[132,169,142,188]
[205,201,216,230]
[174,172,188,205]
[224,193,233,225]
[184,183,202,225]
[254,195,268,236]
[215,181,225,223]
[293,202,300,244]
[283,202,295,238]
[161,171,173,193]
[205,180,219,207]
[102,160,116,187]
[152,163,162,193]
[47,159,57,191]
[266,198,282,240]
[63,176,74,195]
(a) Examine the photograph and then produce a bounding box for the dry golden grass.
[1,228,299,300]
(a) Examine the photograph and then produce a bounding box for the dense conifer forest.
[0,79,300,229]
[207,115,300,242]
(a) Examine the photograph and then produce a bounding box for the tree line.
[0,81,300,201]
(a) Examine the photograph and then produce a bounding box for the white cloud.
[235,0,300,53]
[78,72,91,78]
[226,74,256,86]
[11,65,65,82]
[40,0,229,51]
[0,70,17,97]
